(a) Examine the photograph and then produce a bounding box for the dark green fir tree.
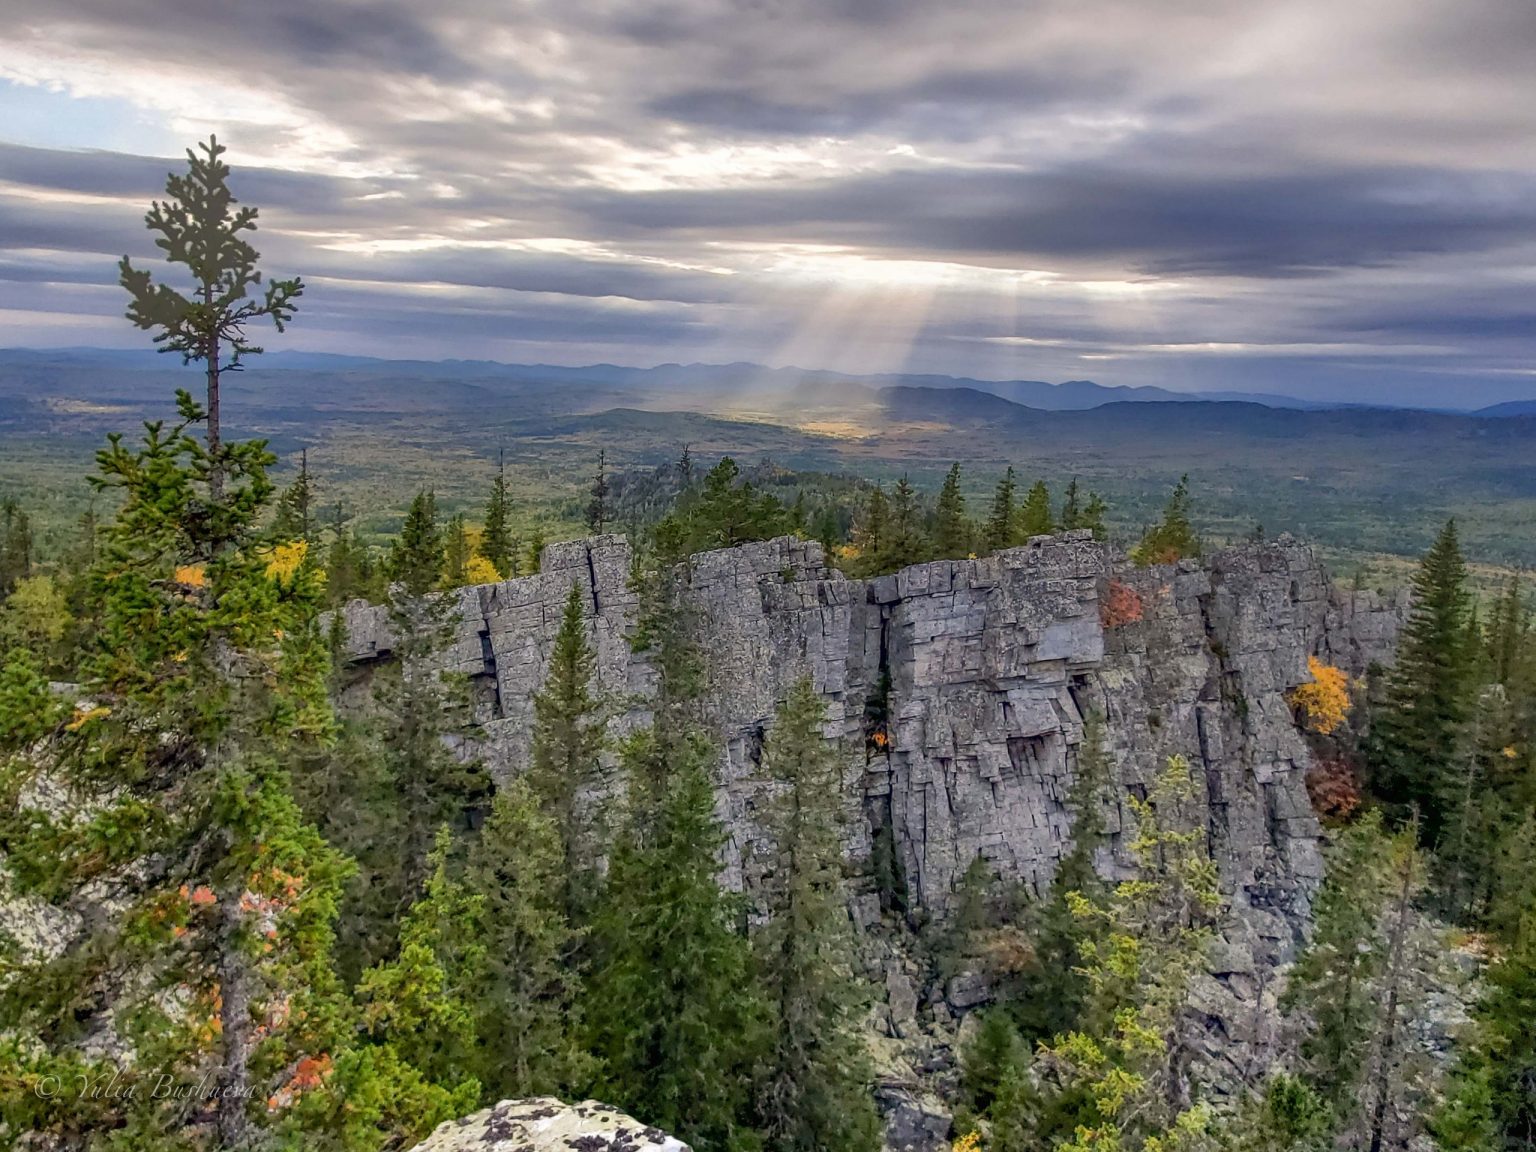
[586,449,611,534]
[273,448,319,545]
[753,676,881,1152]
[584,548,766,1152]
[442,514,471,590]
[933,462,971,559]
[464,781,588,1099]
[986,467,1018,552]
[886,474,929,571]
[526,581,606,926]
[1366,520,1474,839]
[481,449,517,579]
[1018,480,1055,538]
[1132,476,1200,566]
[389,490,444,596]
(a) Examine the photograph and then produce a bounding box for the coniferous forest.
[1,145,1534,1152]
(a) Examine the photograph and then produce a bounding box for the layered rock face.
[337,531,1403,1130]
[338,531,1396,921]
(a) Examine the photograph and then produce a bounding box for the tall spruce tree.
[1284,812,1399,1122]
[481,450,516,579]
[525,524,548,576]
[1366,520,1474,840]
[442,514,471,590]
[0,498,34,598]
[886,474,929,570]
[325,513,379,609]
[390,490,445,596]
[1009,714,1111,1043]
[1133,476,1200,566]
[933,462,971,559]
[587,449,611,534]
[753,676,881,1152]
[1059,480,1110,540]
[1475,908,1536,1150]
[273,448,318,545]
[856,484,890,571]
[119,136,302,503]
[1358,826,1441,1152]
[0,184,365,1144]
[1018,480,1055,539]
[355,828,484,1105]
[1284,814,1440,1151]
[1060,478,1083,532]
[683,457,783,551]
[1081,492,1109,540]
[584,547,766,1152]
[526,582,606,926]
[377,491,491,914]
[986,467,1017,552]
[464,780,587,1099]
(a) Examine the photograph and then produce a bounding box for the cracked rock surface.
[408,1098,689,1152]
[336,530,1399,939]
[339,530,1405,1143]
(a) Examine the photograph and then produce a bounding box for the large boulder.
[408,1098,690,1152]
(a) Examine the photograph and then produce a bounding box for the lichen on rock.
[407,1098,691,1152]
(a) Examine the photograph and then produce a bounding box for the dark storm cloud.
[3,0,1536,403]
[15,0,464,77]
[646,66,1127,138]
[572,155,1536,278]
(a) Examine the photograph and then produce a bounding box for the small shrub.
[1305,756,1362,824]
[1100,580,1145,628]
[1289,656,1352,735]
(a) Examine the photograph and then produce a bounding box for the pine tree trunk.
[216,892,254,1149]
[1366,849,1416,1152]
[205,297,223,504]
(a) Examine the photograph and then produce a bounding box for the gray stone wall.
[337,531,1398,934]
[335,530,1404,1126]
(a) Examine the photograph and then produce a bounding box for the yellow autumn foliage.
[66,704,112,732]
[464,555,502,585]
[1289,656,1352,735]
[952,1131,982,1152]
[173,564,206,587]
[266,540,309,583]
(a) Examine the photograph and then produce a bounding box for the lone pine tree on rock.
[119,135,303,503]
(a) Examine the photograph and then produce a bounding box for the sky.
[3,1,1536,407]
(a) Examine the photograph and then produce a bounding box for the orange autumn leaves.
[268,1053,333,1113]
[1290,656,1353,736]
[1099,580,1145,628]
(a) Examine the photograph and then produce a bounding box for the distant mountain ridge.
[0,347,1335,413]
[1,347,1526,415]
[1475,399,1536,418]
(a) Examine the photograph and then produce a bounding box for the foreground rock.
[409,1098,690,1152]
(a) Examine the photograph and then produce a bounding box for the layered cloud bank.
[4,0,1536,406]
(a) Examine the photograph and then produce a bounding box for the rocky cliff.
[336,531,1405,1139]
